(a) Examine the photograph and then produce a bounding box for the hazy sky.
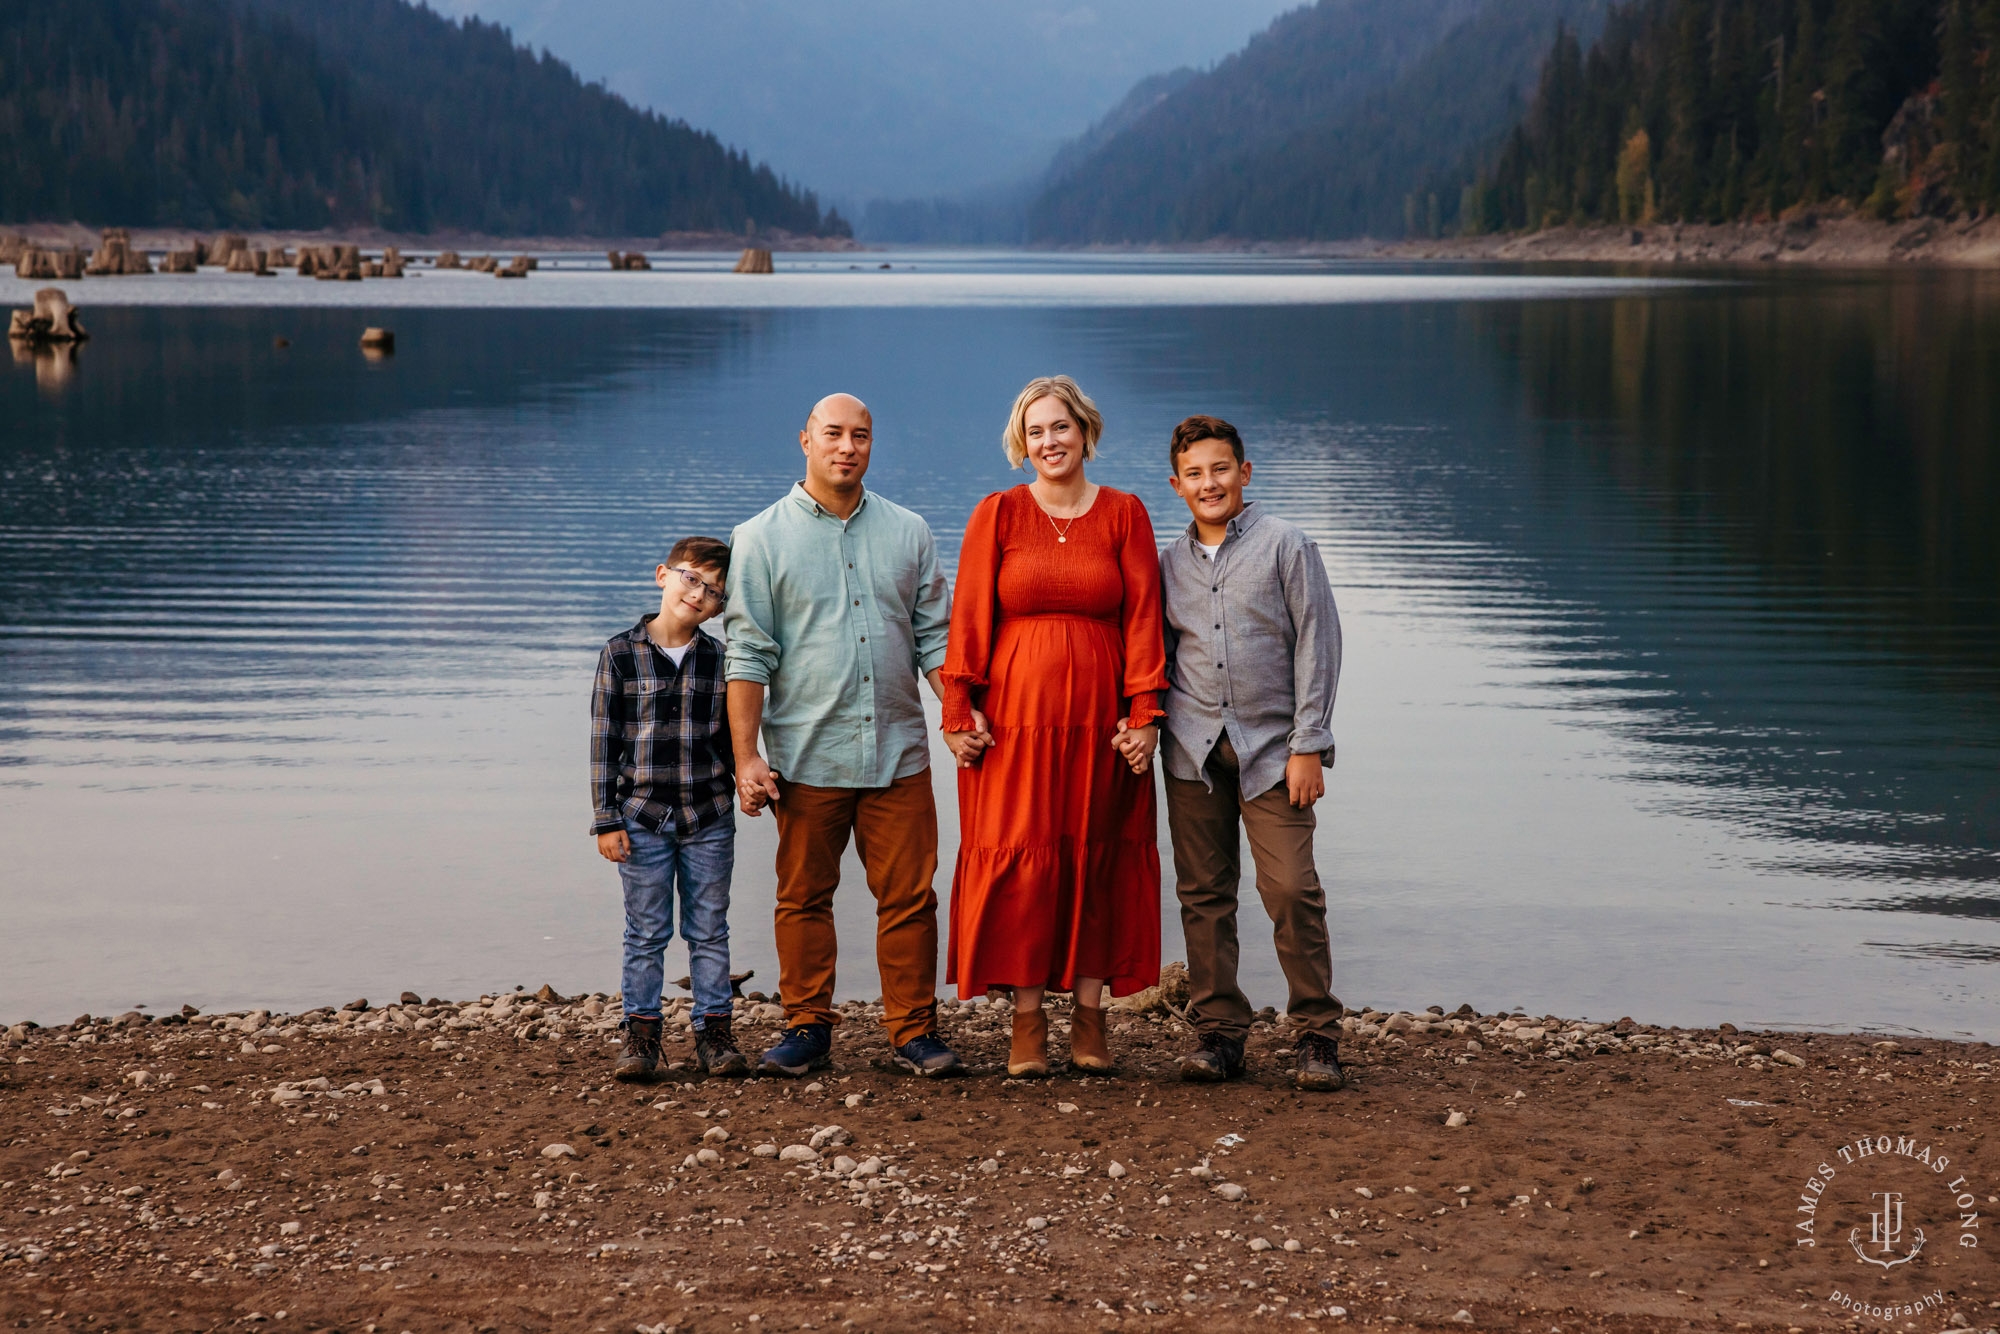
[437,1,1303,207]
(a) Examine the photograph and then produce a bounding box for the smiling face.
[1022,394,1087,484]
[1170,436,1253,532]
[800,393,872,498]
[654,562,727,634]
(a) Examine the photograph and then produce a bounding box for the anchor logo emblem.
[1849,1190,1925,1269]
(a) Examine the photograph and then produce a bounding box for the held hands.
[737,753,782,816]
[1285,751,1326,809]
[942,709,994,769]
[1111,719,1158,775]
[596,829,631,863]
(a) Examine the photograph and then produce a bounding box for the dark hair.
[1169,415,1245,468]
[666,535,730,577]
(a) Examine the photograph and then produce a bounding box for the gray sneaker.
[1294,1031,1346,1091]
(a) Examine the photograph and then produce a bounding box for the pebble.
[978,1159,999,1174]
[778,1145,818,1164]
[1248,1237,1272,1251]
[1213,1183,1246,1202]
[1283,1239,1303,1252]
[1106,1162,1127,1179]
[804,1082,826,1094]
[541,1143,577,1160]
[1452,1311,1475,1324]
[533,1191,555,1209]
[701,1126,729,1143]
[844,1092,867,1108]
[1057,1102,1079,1114]
[1026,1217,1048,1231]
[1445,1110,1469,1128]
[278,1221,301,1236]
[695,1148,723,1166]
[752,1143,779,1157]
[1773,1050,1805,1067]
[831,1155,859,1176]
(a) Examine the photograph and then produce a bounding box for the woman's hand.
[1111,720,1157,774]
[944,709,995,769]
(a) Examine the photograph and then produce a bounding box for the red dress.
[940,485,1169,999]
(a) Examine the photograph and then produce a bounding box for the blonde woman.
[939,376,1168,1075]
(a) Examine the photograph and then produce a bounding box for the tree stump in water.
[433,251,462,269]
[733,248,774,274]
[161,250,198,273]
[8,288,89,343]
[359,327,395,353]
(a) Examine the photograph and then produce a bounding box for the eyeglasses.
[671,566,725,607]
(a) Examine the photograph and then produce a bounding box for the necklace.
[1034,487,1091,543]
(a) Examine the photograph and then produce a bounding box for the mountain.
[0,0,842,236]
[1463,0,2000,232]
[1026,0,1609,243]
[433,0,1303,207]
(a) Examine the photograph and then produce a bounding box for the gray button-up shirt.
[724,483,950,789]
[1159,501,1341,797]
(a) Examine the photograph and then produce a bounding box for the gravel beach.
[4,985,1995,1332]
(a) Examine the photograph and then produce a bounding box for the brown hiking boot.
[614,1015,662,1082]
[1294,1031,1346,1091]
[1008,1008,1049,1077]
[1068,1004,1113,1072]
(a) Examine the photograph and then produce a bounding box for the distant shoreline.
[1,224,864,255]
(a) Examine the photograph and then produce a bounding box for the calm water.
[3,255,1997,1038]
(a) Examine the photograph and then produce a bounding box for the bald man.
[723,394,965,1078]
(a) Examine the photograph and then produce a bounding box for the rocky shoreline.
[2,225,863,260]
[4,978,1996,1332]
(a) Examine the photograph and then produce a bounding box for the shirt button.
[863,676,871,682]
[865,715,873,722]
[853,599,860,606]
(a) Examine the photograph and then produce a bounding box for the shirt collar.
[632,615,714,657]
[1183,500,1265,550]
[788,480,869,521]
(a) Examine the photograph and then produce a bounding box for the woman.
[940,375,1168,1076]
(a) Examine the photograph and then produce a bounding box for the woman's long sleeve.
[940,491,1003,733]
[1117,494,1169,729]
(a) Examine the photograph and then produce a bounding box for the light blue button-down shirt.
[724,483,951,789]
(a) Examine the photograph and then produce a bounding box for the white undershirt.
[659,640,692,668]
[1195,540,1223,560]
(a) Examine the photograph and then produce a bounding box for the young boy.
[590,535,747,1081]
[1157,416,1346,1091]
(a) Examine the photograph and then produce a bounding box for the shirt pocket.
[624,677,678,740]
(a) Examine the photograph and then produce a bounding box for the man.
[1158,414,1346,1091]
[724,392,965,1078]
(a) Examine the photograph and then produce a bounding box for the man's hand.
[596,830,631,863]
[1111,720,1158,775]
[1285,752,1326,809]
[736,752,782,816]
[943,709,995,769]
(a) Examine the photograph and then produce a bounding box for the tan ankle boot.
[1069,1004,1113,1071]
[1008,1008,1049,1077]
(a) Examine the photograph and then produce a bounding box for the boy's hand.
[1111,720,1157,774]
[1285,752,1325,809]
[943,709,994,769]
[596,830,631,863]
[737,753,782,816]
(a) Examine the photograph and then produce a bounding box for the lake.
[3,253,1997,1039]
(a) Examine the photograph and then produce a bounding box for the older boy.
[1157,415,1346,1091]
[590,535,747,1081]
[724,392,965,1079]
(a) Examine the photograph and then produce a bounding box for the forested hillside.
[1027,0,1605,243]
[1465,0,2000,232]
[0,0,843,236]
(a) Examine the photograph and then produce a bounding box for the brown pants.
[1164,738,1340,1040]
[772,769,940,1047]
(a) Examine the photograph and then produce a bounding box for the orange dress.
[940,485,1169,998]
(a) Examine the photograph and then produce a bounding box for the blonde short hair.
[1001,375,1103,469]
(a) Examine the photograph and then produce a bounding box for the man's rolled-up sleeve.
[1283,536,1341,756]
[722,529,780,685]
[911,524,951,676]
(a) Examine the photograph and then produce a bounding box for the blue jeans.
[619,816,735,1027]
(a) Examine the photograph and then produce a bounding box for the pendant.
[1058,536,1066,543]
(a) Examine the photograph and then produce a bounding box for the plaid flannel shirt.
[589,617,735,837]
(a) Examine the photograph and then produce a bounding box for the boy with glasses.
[590,536,746,1081]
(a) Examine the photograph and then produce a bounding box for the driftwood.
[8,288,89,344]
[733,248,774,274]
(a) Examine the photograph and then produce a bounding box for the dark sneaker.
[694,1015,750,1076]
[891,1031,965,1078]
[614,1015,663,1082]
[1178,1030,1246,1083]
[758,1023,833,1077]
[1294,1031,1346,1091]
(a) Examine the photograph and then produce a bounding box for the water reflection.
[0,268,1995,1033]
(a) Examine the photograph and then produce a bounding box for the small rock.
[341,998,369,1012]
[1107,1162,1127,1179]
[978,1159,999,1174]
[844,1092,867,1109]
[853,1156,882,1176]
[1354,1186,1374,1199]
[533,1191,555,1208]
[1451,1312,1474,1325]
[752,1143,779,1158]
[809,1124,851,1150]
[1283,1238,1303,1252]
[399,991,422,1006]
[541,1143,578,1160]
[1214,1182,1246,1202]
[695,1148,722,1166]
[779,1144,818,1164]
[803,1082,825,1094]
[1248,1237,1273,1251]
[278,1221,301,1236]
[1772,1050,1805,1067]
[1445,1110,1469,1128]
[866,1250,888,1262]
[831,1155,859,1176]
[1026,1217,1049,1231]
[701,1126,730,1144]
[1057,1102,1079,1114]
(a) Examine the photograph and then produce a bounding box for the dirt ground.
[3,991,1995,1334]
